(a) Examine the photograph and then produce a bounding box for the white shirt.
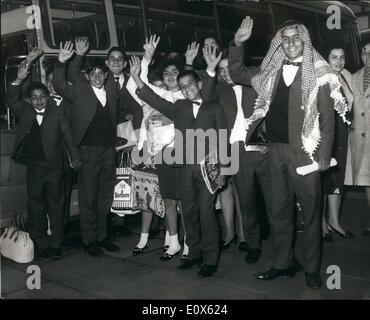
[91,85,107,106]
[114,73,125,90]
[229,85,247,144]
[51,94,63,106]
[192,99,203,118]
[282,56,303,87]
[34,108,45,125]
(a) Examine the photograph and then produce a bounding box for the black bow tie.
[192,101,201,106]
[284,60,301,67]
[35,112,44,116]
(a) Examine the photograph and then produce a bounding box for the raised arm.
[129,56,176,120]
[53,41,77,102]
[7,48,42,118]
[67,37,89,83]
[228,16,259,86]
[184,41,200,70]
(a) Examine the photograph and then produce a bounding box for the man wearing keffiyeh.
[228,17,348,289]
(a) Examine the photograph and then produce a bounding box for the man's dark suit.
[136,84,228,266]
[67,55,143,131]
[229,43,335,273]
[53,59,118,246]
[7,83,78,250]
[203,76,272,250]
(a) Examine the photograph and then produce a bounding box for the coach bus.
[0,0,362,227]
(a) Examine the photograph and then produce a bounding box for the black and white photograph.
[0,0,369,309]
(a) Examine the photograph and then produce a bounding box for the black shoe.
[84,242,104,257]
[244,248,261,264]
[50,248,61,260]
[177,258,203,270]
[160,250,180,261]
[322,233,334,242]
[98,238,120,252]
[132,243,149,256]
[328,223,355,238]
[255,267,295,280]
[221,235,237,249]
[198,265,217,278]
[305,272,322,289]
[238,241,250,252]
[180,254,188,264]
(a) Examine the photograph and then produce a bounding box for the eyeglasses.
[179,81,197,91]
[108,57,125,63]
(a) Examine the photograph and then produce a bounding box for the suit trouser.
[180,164,220,265]
[78,145,116,245]
[232,143,272,249]
[26,161,65,250]
[268,143,321,273]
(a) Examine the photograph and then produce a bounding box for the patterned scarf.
[248,24,349,159]
[364,66,370,93]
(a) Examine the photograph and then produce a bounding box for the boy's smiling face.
[178,75,202,101]
[29,88,49,110]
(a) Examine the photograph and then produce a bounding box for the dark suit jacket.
[53,59,119,146]
[7,83,79,169]
[136,84,229,167]
[66,55,143,131]
[228,42,334,162]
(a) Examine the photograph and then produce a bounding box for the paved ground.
[1,194,369,301]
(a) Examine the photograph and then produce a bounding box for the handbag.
[0,210,34,263]
[111,151,140,216]
[132,165,165,218]
[116,120,138,150]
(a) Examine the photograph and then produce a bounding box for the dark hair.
[220,48,229,60]
[176,70,201,83]
[107,46,127,61]
[148,68,163,84]
[325,39,348,59]
[84,58,108,74]
[158,57,184,78]
[277,19,304,32]
[26,82,49,98]
[201,34,219,46]
[359,37,370,51]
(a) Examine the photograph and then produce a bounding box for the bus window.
[146,0,213,17]
[1,0,32,13]
[113,0,144,52]
[271,2,320,48]
[317,14,358,72]
[217,2,273,62]
[165,21,196,54]
[145,0,214,54]
[147,19,168,53]
[40,0,110,50]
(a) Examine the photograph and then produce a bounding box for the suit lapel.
[271,68,283,101]
[223,85,238,123]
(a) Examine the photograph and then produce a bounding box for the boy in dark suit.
[7,50,80,260]
[129,46,229,277]
[202,52,272,264]
[53,41,121,256]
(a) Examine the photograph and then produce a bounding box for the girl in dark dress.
[322,41,355,241]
